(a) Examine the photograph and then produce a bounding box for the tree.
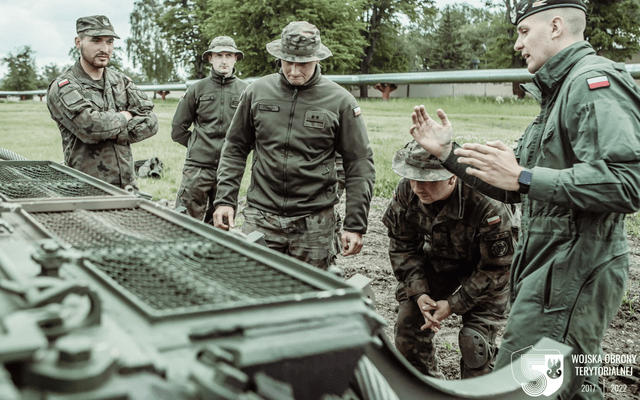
[585,0,640,61]
[202,0,367,78]
[359,0,436,97]
[1,46,38,91]
[427,6,467,70]
[127,0,175,83]
[157,0,211,79]
[38,63,68,89]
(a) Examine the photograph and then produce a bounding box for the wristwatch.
[518,168,533,194]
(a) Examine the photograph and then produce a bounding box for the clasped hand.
[416,294,451,332]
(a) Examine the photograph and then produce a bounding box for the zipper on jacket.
[219,76,226,162]
[283,87,299,214]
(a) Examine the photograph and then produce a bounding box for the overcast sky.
[0,0,488,78]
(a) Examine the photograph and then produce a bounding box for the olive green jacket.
[214,66,375,234]
[47,59,158,188]
[383,178,516,315]
[443,41,640,301]
[171,68,249,168]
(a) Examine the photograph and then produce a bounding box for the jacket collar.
[279,63,322,89]
[533,41,595,95]
[209,67,237,83]
[72,58,119,89]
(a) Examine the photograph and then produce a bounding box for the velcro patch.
[587,76,610,90]
[353,106,361,117]
[258,104,280,112]
[484,231,513,258]
[58,79,70,87]
[304,110,325,129]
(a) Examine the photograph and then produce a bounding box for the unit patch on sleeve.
[487,215,501,225]
[58,79,70,87]
[586,76,610,90]
[484,231,513,258]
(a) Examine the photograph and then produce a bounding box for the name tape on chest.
[586,76,610,90]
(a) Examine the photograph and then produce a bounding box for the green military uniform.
[214,22,375,269]
[443,40,640,398]
[172,37,248,223]
[383,141,516,379]
[46,16,158,189]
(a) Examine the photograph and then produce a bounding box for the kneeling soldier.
[383,140,518,379]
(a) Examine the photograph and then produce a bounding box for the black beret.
[511,0,587,25]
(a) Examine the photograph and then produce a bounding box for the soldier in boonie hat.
[392,140,453,182]
[201,36,244,61]
[266,21,332,63]
[76,15,120,38]
[510,0,587,25]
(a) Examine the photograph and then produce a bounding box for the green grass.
[1,96,539,202]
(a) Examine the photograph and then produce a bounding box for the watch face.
[519,170,532,185]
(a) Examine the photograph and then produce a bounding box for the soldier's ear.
[75,37,81,48]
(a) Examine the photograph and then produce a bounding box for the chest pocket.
[84,91,105,109]
[197,95,217,114]
[115,88,128,110]
[230,95,240,109]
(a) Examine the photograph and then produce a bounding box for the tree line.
[2,0,640,98]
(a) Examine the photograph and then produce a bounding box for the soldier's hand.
[119,110,133,121]
[410,106,453,161]
[454,140,523,191]
[417,294,441,332]
[341,231,363,256]
[421,300,452,332]
[213,206,235,231]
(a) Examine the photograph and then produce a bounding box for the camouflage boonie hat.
[392,140,453,182]
[76,15,120,39]
[510,0,587,25]
[266,21,332,63]
[202,36,244,61]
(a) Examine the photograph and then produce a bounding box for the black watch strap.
[518,168,533,194]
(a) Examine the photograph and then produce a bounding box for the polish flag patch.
[487,216,501,225]
[587,76,610,90]
[532,0,547,7]
[58,79,70,87]
[353,106,361,117]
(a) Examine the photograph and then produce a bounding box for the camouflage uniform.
[46,16,158,189]
[215,22,374,268]
[382,141,517,379]
[172,37,248,223]
[242,207,339,270]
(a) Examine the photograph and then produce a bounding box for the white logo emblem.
[511,346,564,397]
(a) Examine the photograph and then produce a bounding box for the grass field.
[0,95,539,200]
[5,95,640,236]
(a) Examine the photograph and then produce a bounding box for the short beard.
[80,44,109,69]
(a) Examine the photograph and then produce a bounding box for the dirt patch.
[337,197,640,398]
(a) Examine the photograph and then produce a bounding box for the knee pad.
[459,327,491,369]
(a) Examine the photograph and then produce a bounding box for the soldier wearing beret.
[410,1,640,398]
[213,21,375,270]
[47,15,158,190]
[383,140,517,379]
[171,36,249,223]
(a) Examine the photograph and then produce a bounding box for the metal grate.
[31,208,318,310]
[0,165,110,199]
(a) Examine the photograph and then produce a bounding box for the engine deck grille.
[31,208,318,311]
[0,164,110,199]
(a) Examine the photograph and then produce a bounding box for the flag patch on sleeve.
[587,76,610,90]
[58,79,70,87]
[487,215,501,225]
[353,106,361,117]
